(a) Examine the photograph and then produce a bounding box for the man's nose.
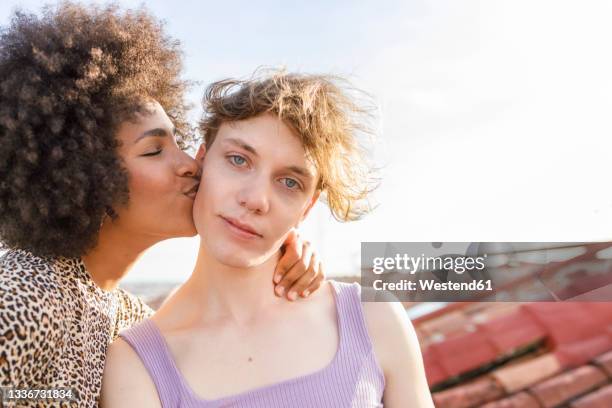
[237,179,270,214]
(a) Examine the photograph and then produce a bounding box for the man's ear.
[298,190,321,224]
[195,144,206,163]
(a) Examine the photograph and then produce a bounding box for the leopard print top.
[0,248,154,407]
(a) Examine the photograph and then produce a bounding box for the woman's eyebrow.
[135,127,176,143]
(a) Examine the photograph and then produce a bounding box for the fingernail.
[273,274,281,284]
[276,286,284,296]
[288,291,297,301]
[302,290,310,297]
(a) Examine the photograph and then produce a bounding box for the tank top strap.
[119,319,183,408]
[329,280,375,357]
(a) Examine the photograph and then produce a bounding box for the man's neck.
[184,245,284,325]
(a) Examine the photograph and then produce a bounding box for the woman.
[101,72,434,407]
[0,4,323,407]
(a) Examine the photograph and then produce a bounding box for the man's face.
[193,113,320,268]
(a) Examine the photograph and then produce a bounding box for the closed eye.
[142,149,162,157]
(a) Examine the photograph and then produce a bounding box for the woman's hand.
[273,229,325,301]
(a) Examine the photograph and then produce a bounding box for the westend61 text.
[373,279,494,292]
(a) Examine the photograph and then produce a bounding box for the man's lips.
[220,216,263,238]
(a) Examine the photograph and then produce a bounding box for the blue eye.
[229,155,247,166]
[282,178,301,190]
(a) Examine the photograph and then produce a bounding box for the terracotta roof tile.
[429,330,497,377]
[570,384,612,408]
[583,303,612,325]
[432,377,504,408]
[466,303,519,321]
[491,353,562,393]
[555,335,612,368]
[523,303,606,346]
[423,348,447,387]
[530,365,608,408]
[478,308,546,354]
[419,310,471,339]
[413,287,612,407]
[479,391,540,408]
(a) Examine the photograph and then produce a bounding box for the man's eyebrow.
[224,137,315,180]
[286,165,315,179]
[134,127,176,143]
[224,137,258,156]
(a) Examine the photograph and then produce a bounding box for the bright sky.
[2,1,611,282]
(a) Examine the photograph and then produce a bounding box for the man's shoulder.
[360,288,411,332]
[359,288,419,364]
[101,335,162,408]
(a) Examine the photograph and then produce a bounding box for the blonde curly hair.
[199,70,379,222]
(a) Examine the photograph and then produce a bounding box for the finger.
[279,228,300,257]
[282,228,299,247]
[287,253,318,301]
[273,232,303,285]
[276,242,312,298]
[302,273,324,298]
[302,259,325,297]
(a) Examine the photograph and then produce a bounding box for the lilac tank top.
[119,281,385,407]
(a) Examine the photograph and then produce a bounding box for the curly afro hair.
[0,2,191,258]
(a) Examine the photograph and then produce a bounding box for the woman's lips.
[220,216,262,239]
[183,183,199,199]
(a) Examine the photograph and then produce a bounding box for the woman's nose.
[177,150,200,178]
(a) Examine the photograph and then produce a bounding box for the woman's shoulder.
[0,247,89,290]
[1,247,56,275]
[0,248,66,309]
[0,249,69,386]
[115,288,155,331]
[0,248,74,315]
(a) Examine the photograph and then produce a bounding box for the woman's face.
[194,113,320,268]
[113,101,201,240]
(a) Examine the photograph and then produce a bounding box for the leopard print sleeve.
[112,288,154,338]
[1,249,155,408]
[0,254,67,391]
